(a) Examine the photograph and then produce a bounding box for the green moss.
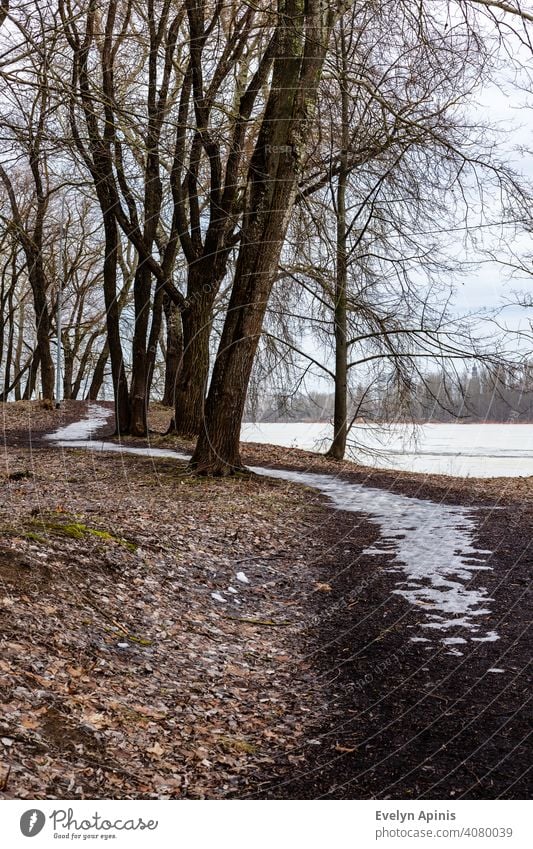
[32,519,137,550]
[126,634,153,646]
[24,531,47,544]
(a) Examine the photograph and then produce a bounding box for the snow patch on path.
[46,406,498,644]
[46,405,191,461]
[45,403,112,442]
[250,466,497,644]
[56,439,191,462]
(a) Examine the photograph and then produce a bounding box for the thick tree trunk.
[161,294,182,407]
[191,0,332,474]
[63,352,74,400]
[28,258,54,400]
[172,286,214,437]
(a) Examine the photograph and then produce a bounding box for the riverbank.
[142,403,533,509]
[1,401,531,799]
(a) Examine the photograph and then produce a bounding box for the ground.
[0,401,531,799]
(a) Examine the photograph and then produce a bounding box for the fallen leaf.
[146,742,165,758]
[20,717,40,730]
[334,743,357,753]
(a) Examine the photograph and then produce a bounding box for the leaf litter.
[0,402,337,799]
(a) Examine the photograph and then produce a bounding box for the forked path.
[46,405,532,799]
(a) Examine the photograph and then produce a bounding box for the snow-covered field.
[241,421,533,478]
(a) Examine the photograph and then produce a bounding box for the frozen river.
[240,421,533,478]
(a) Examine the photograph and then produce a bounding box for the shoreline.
[2,399,532,508]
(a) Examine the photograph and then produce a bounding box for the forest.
[250,364,533,423]
[0,0,532,469]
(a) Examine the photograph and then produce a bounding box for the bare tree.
[191,0,337,474]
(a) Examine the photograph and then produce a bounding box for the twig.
[0,765,11,792]
[222,616,293,627]
[233,554,285,564]
[80,592,130,636]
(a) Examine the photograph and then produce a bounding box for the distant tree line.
[250,363,533,424]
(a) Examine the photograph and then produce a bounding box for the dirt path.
[1,401,531,799]
[256,504,531,799]
[242,448,532,799]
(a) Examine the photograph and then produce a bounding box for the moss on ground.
[24,517,137,550]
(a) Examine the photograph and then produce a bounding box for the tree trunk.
[62,334,74,400]
[129,264,152,436]
[13,301,24,401]
[23,349,40,400]
[87,341,109,401]
[172,282,214,437]
[191,0,332,474]
[146,283,165,404]
[161,293,182,407]
[326,32,349,461]
[102,213,129,433]
[72,330,99,400]
[2,286,15,400]
[63,355,74,400]
[28,257,55,400]
[0,1,8,28]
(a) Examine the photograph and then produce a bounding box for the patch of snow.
[45,404,112,442]
[55,439,191,463]
[251,466,497,645]
[471,631,499,642]
[47,406,191,461]
[211,592,226,603]
[487,668,506,673]
[236,571,250,584]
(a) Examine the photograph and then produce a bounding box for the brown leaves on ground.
[0,402,337,799]
[3,401,530,800]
